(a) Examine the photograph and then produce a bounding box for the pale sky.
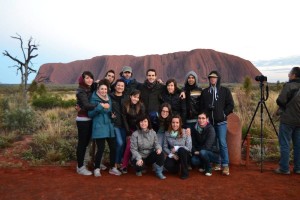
[0,0,299,83]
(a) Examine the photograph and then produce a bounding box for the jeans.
[114,127,126,164]
[214,123,229,167]
[191,150,220,169]
[122,137,131,168]
[132,151,165,172]
[278,123,300,172]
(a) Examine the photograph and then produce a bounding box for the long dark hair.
[158,102,173,131]
[124,89,142,114]
[168,115,183,137]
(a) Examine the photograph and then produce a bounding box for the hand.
[172,154,179,160]
[186,128,191,136]
[157,78,164,84]
[136,159,143,166]
[179,91,186,99]
[111,112,116,118]
[75,104,81,111]
[171,147,176,154]
[194,151,199,155]
[100,103,110,109]
[156,149,161,155]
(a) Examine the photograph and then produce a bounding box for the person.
[183,70,202,132]
[120,89,146,173]
[156,103,173,147]
[130,114,166,179]
[139,69,165,130]
[88,79,122,177]
[161,78,187,126]
[110,79,126,171]
[199,70,234,176]
[191,112,220,176]
[275,66,300,175]
[104,69,116,91]
[75,71,97,176]
[119,66,140,98]
[163,115,192,179]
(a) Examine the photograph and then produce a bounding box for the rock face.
[35,49,261,84]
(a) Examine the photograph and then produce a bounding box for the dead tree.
[3,33,39,106]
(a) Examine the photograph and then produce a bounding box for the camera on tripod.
[255,75,267,82]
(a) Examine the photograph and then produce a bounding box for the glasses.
[162,110,169,113]
[198,117,206,119]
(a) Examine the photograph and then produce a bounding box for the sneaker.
[213,164,221,171]
[120,167,128,174]
[77,166,92,176]
[198,168,205,173]
[136,171,142,176]
[222,166,230,176]
[274,168,290,175]
[94,168,101,177]
[100,163,107,170]
[109,167,122,176]
[294,170,300,174]
[188,165,192,170]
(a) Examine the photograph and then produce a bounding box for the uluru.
[34,49,261,84]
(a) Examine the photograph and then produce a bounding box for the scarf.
[144,80,157,89]
[194,123,203,134]
[170,130,178,138]
[121,77,132,85]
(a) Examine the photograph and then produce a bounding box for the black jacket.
[191,123,218,153]
[122,102,146,135]
[139,81,164,113]
[110,93,125,128]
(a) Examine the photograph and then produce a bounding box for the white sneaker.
[94,168,101,177]
[100,163,107,170]
[199,168,205,173]
[109,167,122,176]
[77,166,92,176]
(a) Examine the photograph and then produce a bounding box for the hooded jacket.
[183,71,202,123]
[200,71,234,125]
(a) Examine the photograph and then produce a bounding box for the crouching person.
[130,115,166,180]
[191,112,220,176]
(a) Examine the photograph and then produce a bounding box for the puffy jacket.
[88,92,115,139]
[76,84,97,118]
[110,93,125,128]
[276,78,300,126]
[163,129,192,155]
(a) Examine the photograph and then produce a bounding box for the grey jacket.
[163,129,192,155]
[276,78,300,126]
[130,129,162,161]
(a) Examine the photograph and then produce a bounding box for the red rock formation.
[35,49,261,84]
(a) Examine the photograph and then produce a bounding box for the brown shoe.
[222,166,230,176]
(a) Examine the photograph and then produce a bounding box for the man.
[119,66,141,98]
[191,112,220,176]
[199,70,234,175]
[275,66,300,175]
[104,69,115,91]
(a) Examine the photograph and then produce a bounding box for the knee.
[191,156,200,166]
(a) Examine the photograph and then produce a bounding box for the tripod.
[242,81,278,172]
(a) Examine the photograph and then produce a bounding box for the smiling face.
[105,72,115,84]
[115,81,125,94]
[161,106,170,119]
[146,70,157,83]
[197,113,208,127]
[171,117,180,131]
[97,84,108,96]
[187,75,196,85]
[139,118,149,130]
[84,75,94,86]
[167,82,175,94]
[130,94,140,104]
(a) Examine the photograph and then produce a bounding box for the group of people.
[75,65,235,179]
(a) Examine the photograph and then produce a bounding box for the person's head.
[208,70,220,86]
[166,79,178,94]
[146,69,157,83]
[197,112,209,127]
[187,74,196,86]
[120,66,132,80]
[159,103,172,119]
[288,67,300,81]
[79,71,94,87]
[185,71,199,87]
[97,79,110,96]
[104,70,115,84]
[129,89,141,104]
[136,114,152,131]
[114,79,125,94]
[168,115,183,137]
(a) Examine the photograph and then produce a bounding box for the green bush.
[31,95,76,109]
[0,133,17,149]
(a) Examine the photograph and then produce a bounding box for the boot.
[154,163,166,180]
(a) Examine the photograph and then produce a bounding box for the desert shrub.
[243,76,252,96]
[1,107,45,134]
[31,94,76,109]
[0,133,17,149]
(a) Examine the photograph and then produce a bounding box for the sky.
[0,0,299,84]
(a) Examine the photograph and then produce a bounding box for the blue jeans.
[114,127,126,164]
[214,123,229,167]
[191,150,220,169]
[278,123,300,172]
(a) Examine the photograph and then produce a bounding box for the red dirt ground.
[0,136,299,200]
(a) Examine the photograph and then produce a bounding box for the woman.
[156,103,173,147]
[163,115,192,179]
[75,71,97,176]
[130,115,166,179]
[88,79,122,177]
[120,89,145,173]
[161,79,187,126]
[110,79,126,170]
